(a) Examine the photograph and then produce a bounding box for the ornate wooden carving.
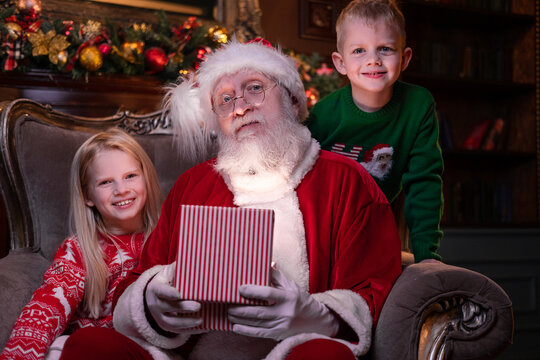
[419,297,490,360]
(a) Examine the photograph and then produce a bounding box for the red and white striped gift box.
[175,205,275,330]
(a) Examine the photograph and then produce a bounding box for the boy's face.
[332,17,412,110]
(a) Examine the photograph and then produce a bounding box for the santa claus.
[360,144,394,180]
[60,39,401,360]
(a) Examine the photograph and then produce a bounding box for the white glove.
[45,335,69,360]
[145,262,203,333]
[228,268,339,340]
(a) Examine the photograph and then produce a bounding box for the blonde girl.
[1,128,163,360]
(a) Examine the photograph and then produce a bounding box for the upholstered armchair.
[0,99,513,358]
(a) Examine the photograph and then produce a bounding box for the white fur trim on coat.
[113,265,188,360]
[265,289,372,359]
[248,191,310,292]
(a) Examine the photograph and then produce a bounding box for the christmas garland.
[0,1,228,80]
[287,50,343,106]
[0,0,341,105]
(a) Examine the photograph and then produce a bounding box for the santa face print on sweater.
[329,143,394,180]
[360,144,394,180]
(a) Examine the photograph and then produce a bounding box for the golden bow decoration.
[27,29,70,64]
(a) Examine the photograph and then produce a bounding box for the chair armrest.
[0,250,50,349]
[372,262,513,360]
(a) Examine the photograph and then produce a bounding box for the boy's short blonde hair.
[336,0,406,52]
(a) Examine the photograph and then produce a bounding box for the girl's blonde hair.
[336,0,406,53]
[69,128,163,318]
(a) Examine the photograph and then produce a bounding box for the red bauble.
[144,47,168,73]
[98,43,112,56]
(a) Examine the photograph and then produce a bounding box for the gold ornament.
[82,20,102,41]
[208,26,228,44]
[113,41,144,64]
[56,50,68,67]
[16,0,42,14]
[79,46,103,72]
[4,22,23,40]
[124,41,144,55]
[27,29,56,57]
[27,29,70,62]
[48,34,70,64]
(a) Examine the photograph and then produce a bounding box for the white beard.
[215,103,311,181]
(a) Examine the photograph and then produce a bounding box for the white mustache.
[231,114,265,133]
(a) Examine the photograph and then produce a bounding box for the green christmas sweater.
[308,81,443,262]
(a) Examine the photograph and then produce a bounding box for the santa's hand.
[228,268,339,340]
[145,262,203,333]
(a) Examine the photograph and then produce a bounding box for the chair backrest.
[0,98,195,261]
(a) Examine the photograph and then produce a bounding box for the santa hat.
[164,38,308,164]
[362,144,392,163]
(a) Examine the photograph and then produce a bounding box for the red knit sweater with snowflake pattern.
[0,233,144,360]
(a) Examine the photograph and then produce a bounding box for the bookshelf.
[400,0,538,228]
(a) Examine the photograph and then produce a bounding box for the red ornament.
[196,47,206,60]
[144,47,168,73]
[98,43,112,56]
[196,46,211,61]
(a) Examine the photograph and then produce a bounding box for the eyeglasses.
[212,81,277,117]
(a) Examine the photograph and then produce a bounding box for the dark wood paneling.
[41,0,202,27]
[440,228,540,359]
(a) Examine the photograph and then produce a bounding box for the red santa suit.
[113,140,402,359]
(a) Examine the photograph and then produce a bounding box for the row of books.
[413,42,506,82]
[438,113,507,152]
[444,180,513,225]
[422,0,513,12]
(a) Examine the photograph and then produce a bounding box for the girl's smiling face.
[84,149,147,235]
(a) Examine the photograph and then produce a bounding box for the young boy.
[308,0,443,262]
